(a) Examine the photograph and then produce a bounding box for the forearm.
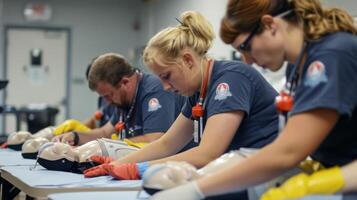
[149,146,218,168]
[115,115,194,164]
[115,137,177,164]
[341,160,357,192]
[129,132,164,143]
[78,129,107,145]
[83,117,96,129]
[198,143,300,196]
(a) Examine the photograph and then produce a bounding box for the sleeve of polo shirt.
[290,50,357,117]
[206,71,254,118]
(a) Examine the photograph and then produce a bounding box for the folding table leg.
[25,195,34,200]
[1,176,20,200]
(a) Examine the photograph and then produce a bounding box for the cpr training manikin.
[6,127,54,151]
[142,148,257,195]
[6,119,145,174]
[35,138,142,173]
[6,119,91,158]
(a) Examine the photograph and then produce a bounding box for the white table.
[0,149,34,167]
[48,191,150,200]
[1,165,141,200]
[0,148,36,200]
[47,191,357,200]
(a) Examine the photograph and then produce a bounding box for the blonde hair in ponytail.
[291,0,357,40]
[143,11,215,67]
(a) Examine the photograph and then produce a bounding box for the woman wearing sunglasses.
[151,0,357,199]
[84,10,279,199]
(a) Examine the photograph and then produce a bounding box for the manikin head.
[142,161,199,195]
[22,137,50,159]
[37,142,82,173]
[7,126,55,151]
[141,149,257,195]
[32,126,55,140]
[36,139,140,173]
[7,131,32,150]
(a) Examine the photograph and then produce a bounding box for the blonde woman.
[84,10,279,199]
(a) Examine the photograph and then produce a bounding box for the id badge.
[278,114,286,133]
[193,120,199,143]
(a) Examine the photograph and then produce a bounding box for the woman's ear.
[182,52,194,70]
[261,15,278,34]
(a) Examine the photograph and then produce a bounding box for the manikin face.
[22,137,50,153]
[149,55,200,97]
[37,141,102,163]
[7,131,32,145]
[75,140,102,163]
[95,81,130,108]
[38,142,77,161]
[33,126,55,140]
[143,161,199,190]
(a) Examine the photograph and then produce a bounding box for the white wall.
[0,0,143,123]
[140,0,234,61]
[323,0,357,15]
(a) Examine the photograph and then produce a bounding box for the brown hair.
[88,53,135,91]
[143,11,215,68]
[220,0,357,44]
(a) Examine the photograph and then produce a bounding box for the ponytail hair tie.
[175,17,185,26]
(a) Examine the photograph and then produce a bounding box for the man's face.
[95,81,129,108]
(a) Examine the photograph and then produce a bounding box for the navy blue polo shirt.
[182,60,279,152]
[97,97,116,127]
[288,32,357,167]
[110,73,184,138]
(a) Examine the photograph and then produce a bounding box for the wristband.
[137,162,149,177]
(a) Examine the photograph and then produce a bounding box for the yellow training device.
[110,134,147,149]
[123,138,147,149]
[261,167,345,200]
[53,119,91,136]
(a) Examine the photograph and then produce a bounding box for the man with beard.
[53,53,185,146]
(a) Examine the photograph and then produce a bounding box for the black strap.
[72,131,80,146]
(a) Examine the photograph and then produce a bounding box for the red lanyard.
[94,110,103,120]
[192,59,212,119]
[275,43,308,130]
[275,91,293,113]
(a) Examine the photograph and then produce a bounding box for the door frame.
[2,25,72,131]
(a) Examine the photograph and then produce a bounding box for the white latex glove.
[150,181,204,200]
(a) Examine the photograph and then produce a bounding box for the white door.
[5,27,69,132]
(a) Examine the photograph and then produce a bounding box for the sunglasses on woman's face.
[238,24,260,52]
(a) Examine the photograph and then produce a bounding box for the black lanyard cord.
[119,72,142,138]
[286,42,309,96]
